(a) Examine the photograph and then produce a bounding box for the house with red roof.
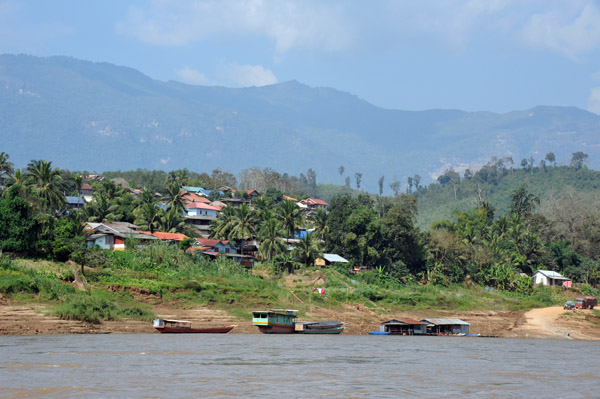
[140,231,189,244]
[186,202,221,217]
[182,191,211,205]
[299,198,329,211]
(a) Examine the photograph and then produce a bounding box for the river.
[1,334,599,398]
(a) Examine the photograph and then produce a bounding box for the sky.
[2,0,600,114]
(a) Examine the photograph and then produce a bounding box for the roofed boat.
[252,309,297,334]
[153,319,234,334]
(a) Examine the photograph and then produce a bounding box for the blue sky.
[2,0,600,114]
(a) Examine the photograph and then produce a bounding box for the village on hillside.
[73,181,348,270]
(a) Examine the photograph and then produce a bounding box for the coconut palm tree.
[83,191,120,222]
[229,203,257,254]
[158,207,186,233]
[164,182,187,215]
[258,217,286,261]
[292,232,322,268]
[0,152,14,178]
[133,202,161,232]
[25,159,66,214]
[210,205,235,239]
[277,199,303,239]
[310,207,329,241]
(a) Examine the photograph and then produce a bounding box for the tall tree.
[310,207,329,242]
[510,185,540,219]
[338,165,345,176]
[158,208,186,233]
[25,159,66,214]
[229,203,257,254]
[278,199,303,239]
[0,152,14,178]
[164,182,187,215]
[545,152,556,166]
[354,172,362,190]
[258,217,286,261]
[570,152,589,170]
[378,176,385,196]
[389,177,401,197]
[292,232,322,268]
[133,202,161,232]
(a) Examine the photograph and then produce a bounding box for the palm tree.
[277,199,303,239]
[83,191,120,222]
[292,232,322,268]
[164,182,187,215]
[158,207,186,233]
[0,152,14,178]
[25,159,66,214]
[210,205,235,239]
[229,203,257,254]
[136,188,156,208]
[310,207,329,241]
[133,202,161,232]
[258,217,287,261]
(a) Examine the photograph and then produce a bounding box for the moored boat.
[295,320,344,334]
[252,309,297,334]
[153,319,235,334]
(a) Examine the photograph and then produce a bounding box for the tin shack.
[379,319,428,335]
[420,318,470,335]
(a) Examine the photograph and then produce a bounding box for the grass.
[0,244,590,326]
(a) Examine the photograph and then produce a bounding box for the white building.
[532,270,571,286]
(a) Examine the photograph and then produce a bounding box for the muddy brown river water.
[1,334,599,398]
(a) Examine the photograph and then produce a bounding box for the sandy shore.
[0,300,598,340]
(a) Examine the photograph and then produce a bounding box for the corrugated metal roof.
[535,270,569,280]
[381,319,427,325]
[323,253,349,263]
[421,318,470,326]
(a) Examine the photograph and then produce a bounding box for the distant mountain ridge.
[1,54,599,192]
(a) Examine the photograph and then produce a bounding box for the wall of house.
[88,235,114,250]
[533,274,549,285]
[187,208,217,217]
[214,243,236,254]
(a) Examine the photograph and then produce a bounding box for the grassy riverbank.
[2,243,594,328]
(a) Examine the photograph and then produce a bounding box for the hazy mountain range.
[1,54,599,192]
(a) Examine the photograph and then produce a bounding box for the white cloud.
[224,62,278,87]
[175,66,210,85]
[589,87,600,114]
[382,0,518,51]
[520,2,600,59]
[117,0,353,53]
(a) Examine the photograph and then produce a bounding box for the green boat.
[294,320,344,334]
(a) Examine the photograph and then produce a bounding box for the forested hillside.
[414,154,600,229]
[3,55,600,190]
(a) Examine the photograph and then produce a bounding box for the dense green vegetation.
[0,150,599,324]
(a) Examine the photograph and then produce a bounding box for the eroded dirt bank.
[1,300,598,340]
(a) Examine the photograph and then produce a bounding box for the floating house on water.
[420,318,470,335]
[379,319,428,335]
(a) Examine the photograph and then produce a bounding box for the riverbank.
[1,299,598,340]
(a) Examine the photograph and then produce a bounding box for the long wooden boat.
[153,319,234,334]
[252,309,297,334]
[295,320,344,334]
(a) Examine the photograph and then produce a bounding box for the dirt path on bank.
[508,306,600,340]
[1,299,599,339]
